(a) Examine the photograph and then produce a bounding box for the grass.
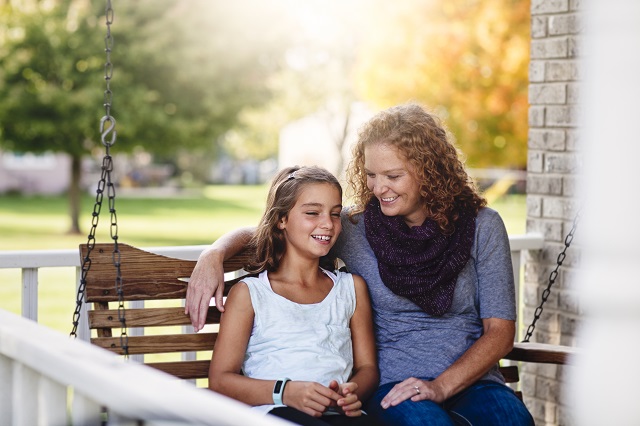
[0,185,270,251]
[0,187,525,335]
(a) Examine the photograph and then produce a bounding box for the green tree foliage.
[0,0,105,233]
[0,0,285,232]
[113,0,288,158]
[0,0,101,157]
[354,0,530,169]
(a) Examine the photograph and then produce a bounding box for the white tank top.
[241,269,357,413]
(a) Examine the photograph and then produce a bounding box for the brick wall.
[524,1,582,425]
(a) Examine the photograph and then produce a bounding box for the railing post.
[75,267,90,342]
[70,391,103,425]
[21,268,38,322]
[130,300,145,364]
[0,354,12,425]
[508,233,544,342]
[503,249,525,386]
[12,362,38,426]
[511,251,523,342]
[39,376,68,425]
[182,299,197,363]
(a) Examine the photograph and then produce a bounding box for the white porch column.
[569,1,640,424]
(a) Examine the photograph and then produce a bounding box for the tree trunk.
[68,154,82,234]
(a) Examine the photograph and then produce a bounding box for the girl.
[208,166,380,426]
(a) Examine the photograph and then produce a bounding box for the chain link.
[101,0,116,147]
[523,209,581,343]
[71,0,128,358]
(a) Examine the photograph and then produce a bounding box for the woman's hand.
[185,249,225,331]
[329,380,363,416]
[380,377,446,409]
[283,381,344,418]
[185,227,256,331]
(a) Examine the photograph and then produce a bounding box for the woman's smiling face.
[364,142,428,228]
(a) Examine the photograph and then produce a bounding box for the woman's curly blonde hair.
[346,103,486,234]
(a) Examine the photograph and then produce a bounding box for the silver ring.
[414,385,420,395]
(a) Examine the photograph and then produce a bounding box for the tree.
[0,0,105,233]
[354,0,530,169]
[0,0,284,233]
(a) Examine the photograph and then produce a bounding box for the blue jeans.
[365,380,534,426]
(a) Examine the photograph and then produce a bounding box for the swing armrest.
[504,342,579,365]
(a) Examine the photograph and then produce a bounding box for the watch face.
[274,381,283,394]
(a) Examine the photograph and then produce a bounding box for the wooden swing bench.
[81,243,578,395]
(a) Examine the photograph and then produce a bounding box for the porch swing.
[71,0,578,395]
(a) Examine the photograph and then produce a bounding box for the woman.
[187,103,533,425]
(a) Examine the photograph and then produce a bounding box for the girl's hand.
[380,377,446,409]
[283,381,343,417]
[329,380,363,417]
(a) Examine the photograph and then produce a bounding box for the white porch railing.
[0,309,291,426]
[0,244,210,341]
[0,234,545,335]
[0,236,543,423]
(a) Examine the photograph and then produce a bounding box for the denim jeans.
[365,380,534,426]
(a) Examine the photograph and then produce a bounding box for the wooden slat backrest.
[80,243,252,382]
[81,244,250,303]
[88,306,221,328]
[80,244,575,392]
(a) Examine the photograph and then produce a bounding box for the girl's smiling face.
[364,142,428,228]
[280,182,343,259]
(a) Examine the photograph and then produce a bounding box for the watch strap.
[272,378,290,405]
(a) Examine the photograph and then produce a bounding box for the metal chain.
[70,154,109,338]
[71,0,128,358]
[523,209,581,343]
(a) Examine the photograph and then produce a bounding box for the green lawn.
[0,185,270,251]
[0,187,525,334]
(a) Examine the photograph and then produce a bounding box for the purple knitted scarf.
[364,197,476,316]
